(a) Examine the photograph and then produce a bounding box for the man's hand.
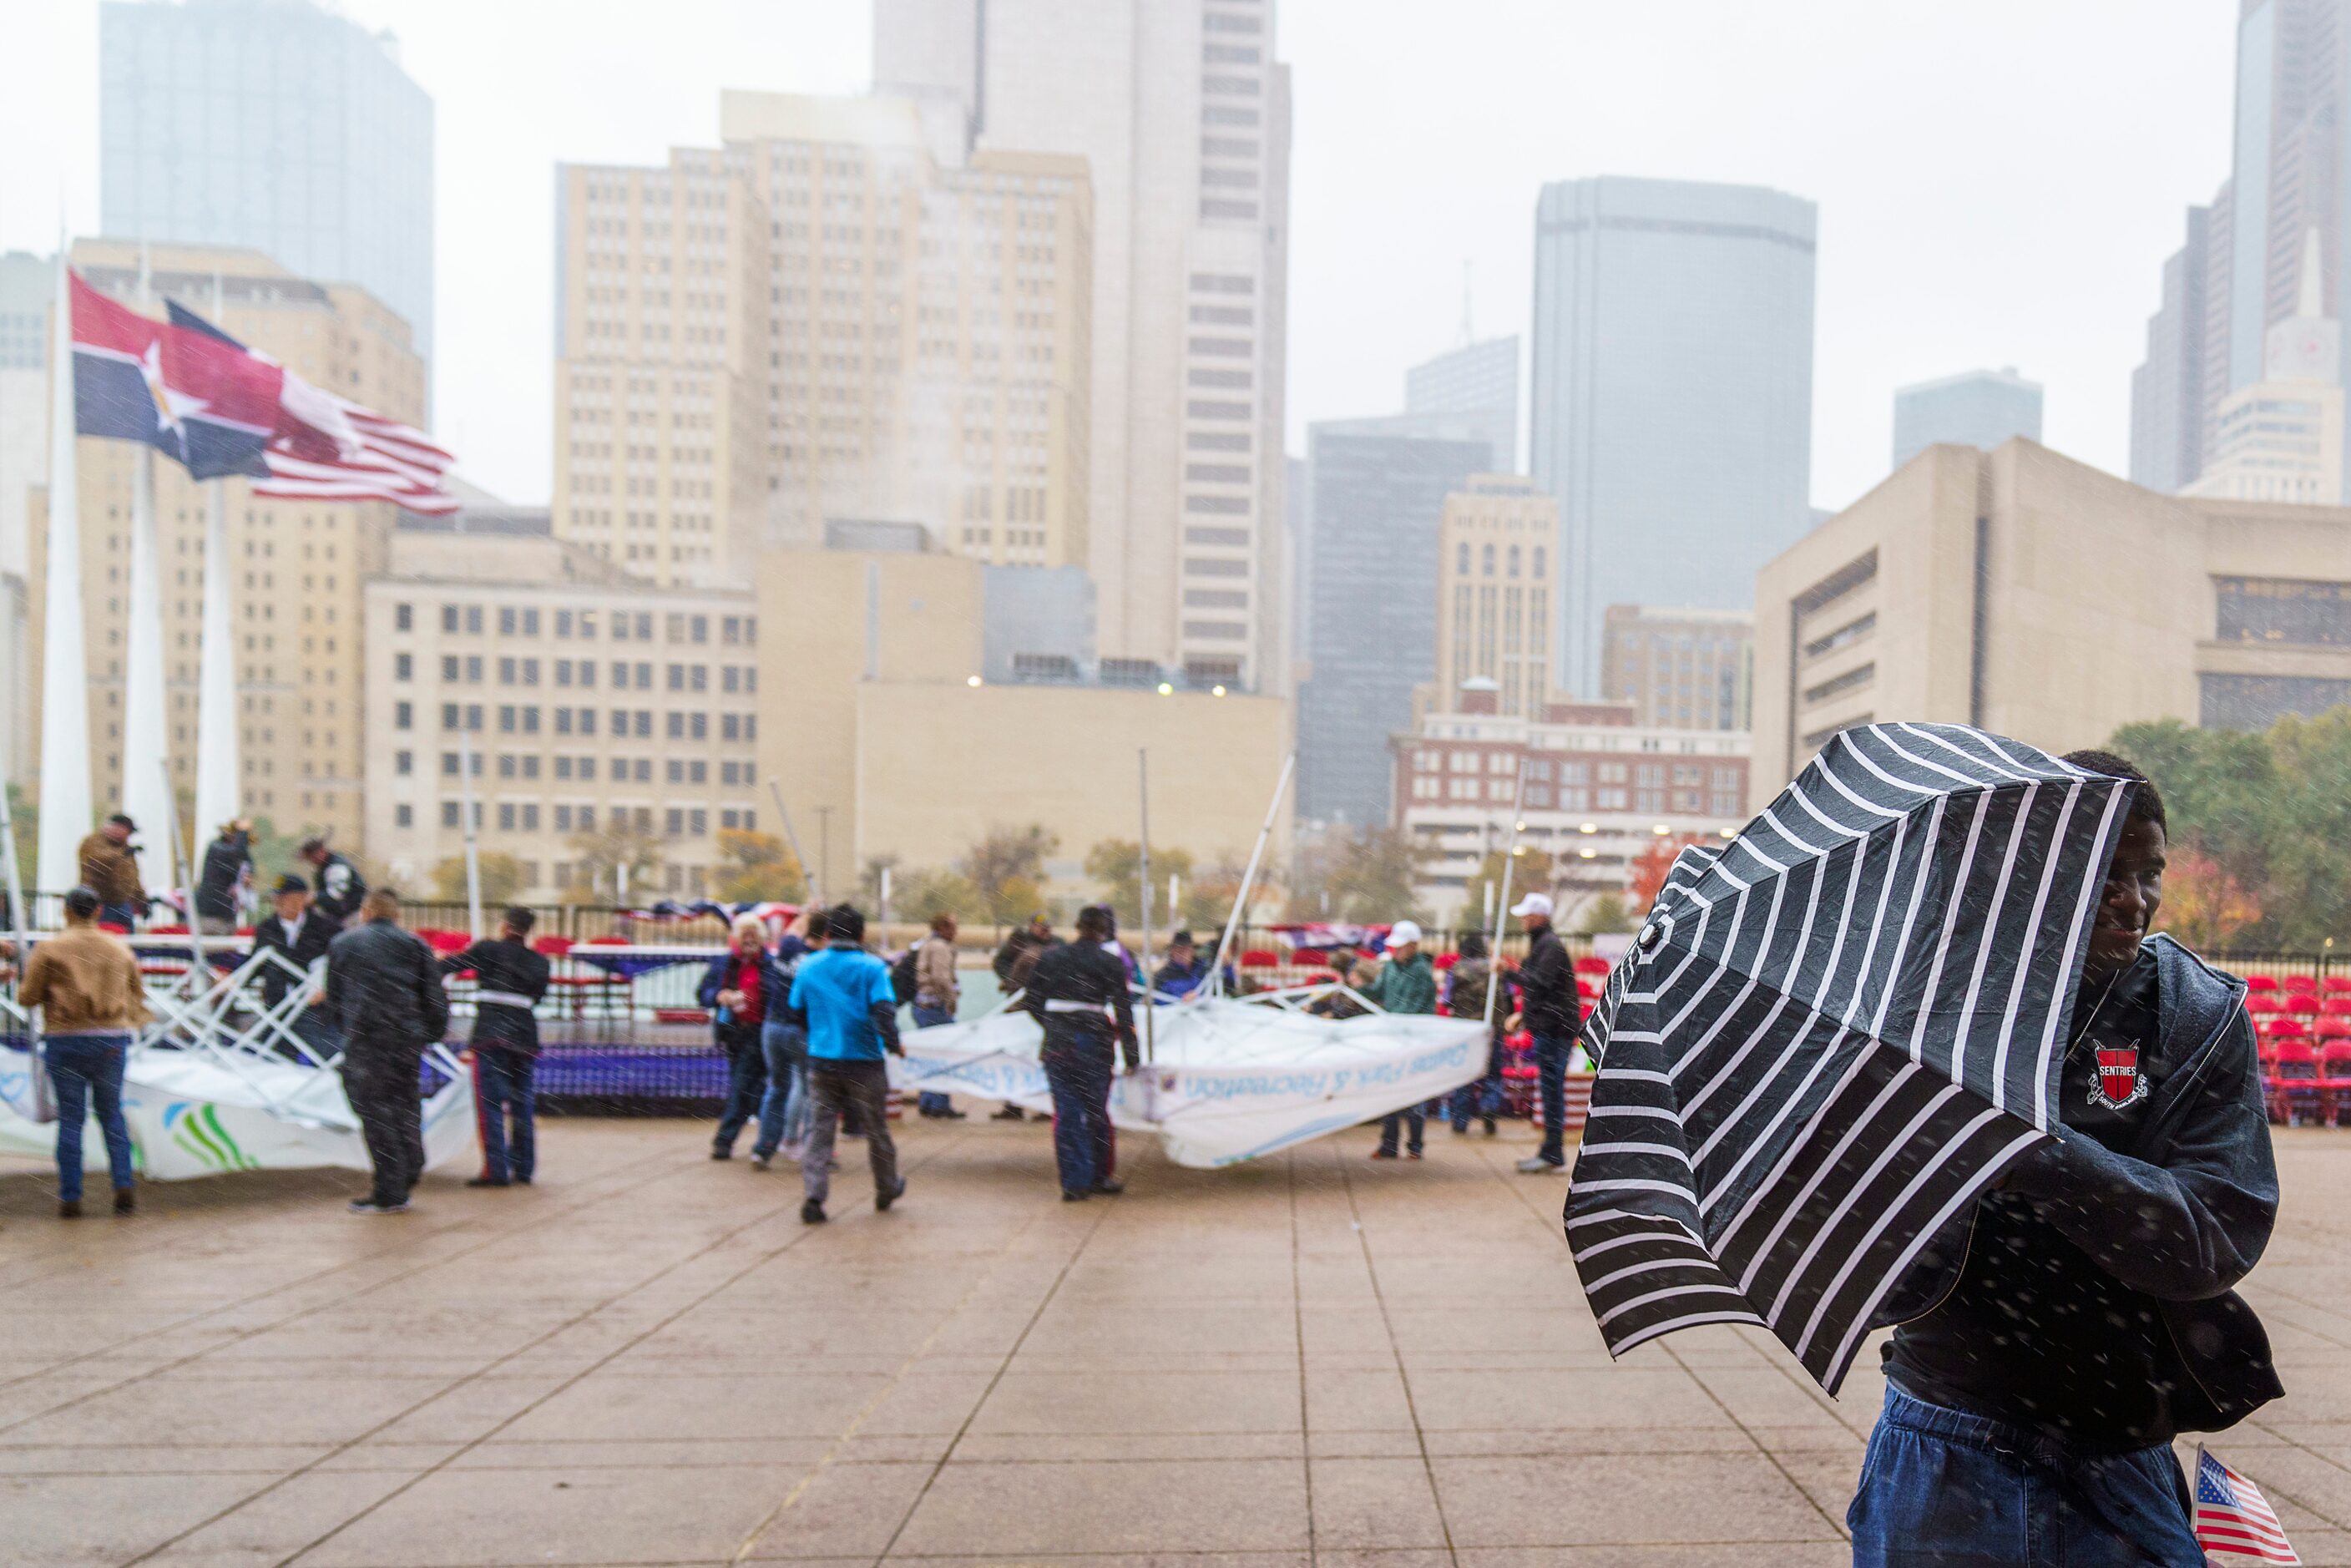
[1504,1011,1523,1031]
[717,988,745,1009]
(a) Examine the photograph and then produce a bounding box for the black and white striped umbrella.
[1566,723,2138,1392]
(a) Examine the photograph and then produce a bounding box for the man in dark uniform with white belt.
[439,907,552,1188]
[1022,904,1139,1201]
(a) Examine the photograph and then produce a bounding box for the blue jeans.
[913,1003,954,1113]
[1042,1035,1115,1193]
[754,1021,808,1158]
[45,1034,135,1202]
[714,1027,767,1151]
[1533,1032,1575,1164]
[471,1048,536,1183]
[1850,1385,2202,1567]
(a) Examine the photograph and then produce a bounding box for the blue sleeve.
[865,959,896,1009]
[695,957,723,1009]
[788,965,809,1009]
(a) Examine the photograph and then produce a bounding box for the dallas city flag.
[70,271,184,457]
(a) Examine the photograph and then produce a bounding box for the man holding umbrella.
[1849,752,2280,1566]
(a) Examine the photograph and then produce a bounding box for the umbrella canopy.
[1566,723,2138,1392]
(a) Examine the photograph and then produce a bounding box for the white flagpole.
[1485,757,1531,1024]
[120,245,174,899]
[1138,747,1154,1064]
[193,272,240,843]
[1208,752,1295,1000]
[458,726,483,938]
[36,240,94,906]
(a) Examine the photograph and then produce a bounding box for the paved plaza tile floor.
[1,1118,2348,1567]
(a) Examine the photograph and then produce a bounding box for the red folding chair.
[2322,1044,2351,1127]
[2268,1040,2323,1125]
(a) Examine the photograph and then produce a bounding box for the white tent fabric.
[896,993,1489,1168]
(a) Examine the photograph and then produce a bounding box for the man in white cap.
[1361,920,1437,1159]
[1509,893,1583,1173]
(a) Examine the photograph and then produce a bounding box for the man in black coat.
[1849,751,2282,1567]
[326,890,450,1214]
[251,873,341,1059]
[194,820,252,935]
[1509,892,1584,1174]
[1023,905,1138,1201]
[301,836,367,926]
[440,907,552,1189]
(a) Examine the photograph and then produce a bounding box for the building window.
[442,655,460,681]
[395,750,413,776]
[394,653,412,680]
[395,603,413,632]
[441,802,460,827]
[395,701,412,731]
[394,804,412,827]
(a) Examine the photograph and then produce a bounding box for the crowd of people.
[9,810,1590,1222]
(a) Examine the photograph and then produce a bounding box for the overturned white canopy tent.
[895,980,1489,1169]
[0,943,475,1181]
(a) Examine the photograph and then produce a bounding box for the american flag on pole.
[2195,1448,2299,1564]
[250,367,460,515]
[164,299,460,515]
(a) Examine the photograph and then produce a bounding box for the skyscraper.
[1891,367,2044,470]
[1407,335,1519,473]
[2131,206,2213,493]
[1433,475,1555,719]
[2186,229,2344,504]
[1297,420,1490,827]
[1529,176,1817,695]
[2131,0,2351,498]
[99,0,435,367]
[551,148,771,589]
[874,0,1293,692]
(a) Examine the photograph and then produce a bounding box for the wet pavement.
[1,1118,2348,1567]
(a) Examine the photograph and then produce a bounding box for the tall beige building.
[1600,604,1756,732]
[1432,475,1555,719]
[360,515,759,898]
[550,149,771,587]
[720,91,1095,569]
[1753,438,2351,801]
[552,94,1094,579]
[875,0,1293,690]
[26,240,423,850]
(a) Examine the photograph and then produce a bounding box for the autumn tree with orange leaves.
[2160,842,2263,952]
[1627,834,1711,914]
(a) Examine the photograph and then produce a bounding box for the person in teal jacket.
[1363,920,1438,1159]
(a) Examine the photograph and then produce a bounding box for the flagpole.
[193,271,240,846]
[458,726,483,939]
[34,240,93,909]
[120,245,174,901]
[1486,756,1530,1025]
[1207,752,1295,1000]
[1138,747,1154,1065]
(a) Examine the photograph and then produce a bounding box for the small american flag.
[251,367,460,516]
[2195,1447,2299,1564]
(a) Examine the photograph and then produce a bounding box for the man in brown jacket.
[912,912,965,1120]
[18,888,150,1217]
[76,813,146,930]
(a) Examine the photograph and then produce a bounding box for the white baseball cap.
[1509,892,1554,918]
[1387,920,1424,948]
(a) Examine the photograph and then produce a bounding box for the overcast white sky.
[3,1,2236,513]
